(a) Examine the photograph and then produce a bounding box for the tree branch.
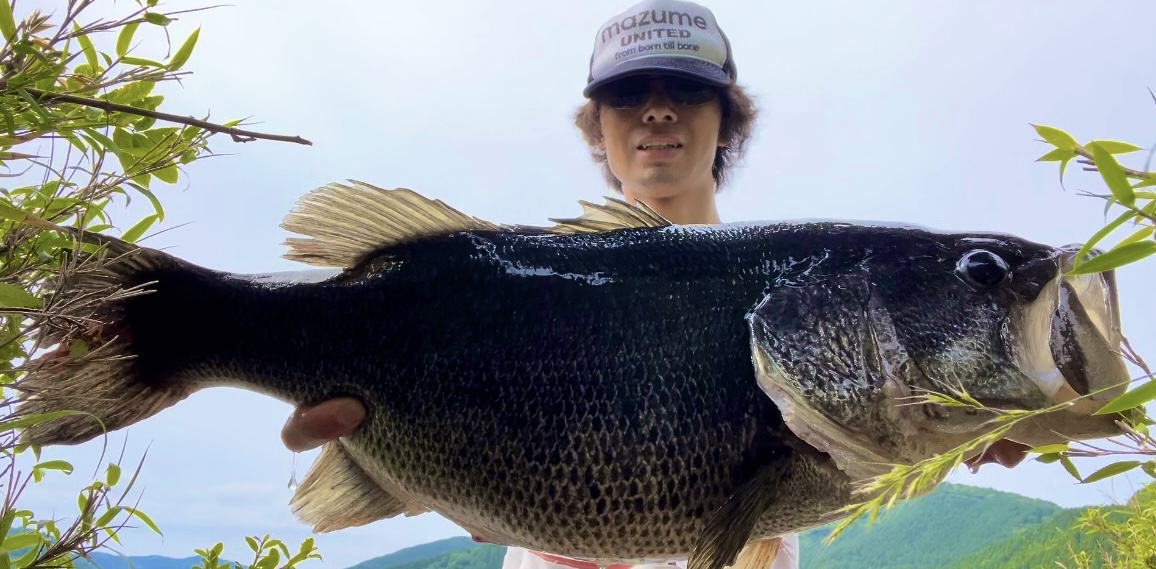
[20,87,313,146]
[1075,147,1154,180]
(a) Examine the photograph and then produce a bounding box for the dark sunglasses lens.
[666,79,718,105]
[598,77,720,108]
[602,78,651,108]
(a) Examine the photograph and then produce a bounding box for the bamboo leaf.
[117,22,140,58]
[121,213,157,242]
[168,27,200,71]
[1095,378,1156,415]
[1032,124,1079,151]
[1079,461,1142,484]
[0,283,41,309]
[0,0,16,43]
[1085,140,1143,155]
[1068,241,1156,275]
[1092,143,1136,207]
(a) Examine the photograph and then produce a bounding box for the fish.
[12,181,1134,569]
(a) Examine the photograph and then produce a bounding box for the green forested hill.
[800,483,1067,569]
[943,507,1111,569]
[347,537,505,569]
[78,483,1116,569]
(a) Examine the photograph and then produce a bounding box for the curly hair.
[572,82,759,193]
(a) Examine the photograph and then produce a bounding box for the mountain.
[799,483,1085,569]
[346,536,505,569]
[70,483,1113,569]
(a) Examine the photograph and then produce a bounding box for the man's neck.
[621,185,721,225]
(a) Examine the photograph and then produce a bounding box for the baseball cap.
[583,0,737,97]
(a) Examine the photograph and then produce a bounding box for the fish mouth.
[999,246,1132,448]
[967,248,1131,470]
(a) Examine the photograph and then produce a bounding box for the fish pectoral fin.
[746,275,911,481]
[289,441,424,533]
[728,538,783,569]
[687,463,788,569]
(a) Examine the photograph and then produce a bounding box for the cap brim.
[583,56,731,97]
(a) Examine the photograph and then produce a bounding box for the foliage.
[825,94,1156,565]
[0,1,315,569]
[1059,481,1156,569]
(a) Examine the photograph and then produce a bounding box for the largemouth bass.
[14,182,1133,569]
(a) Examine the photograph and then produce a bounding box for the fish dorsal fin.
[546,196,671,234]
[280,180,502,268]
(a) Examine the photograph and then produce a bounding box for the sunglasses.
[595,76,721,109]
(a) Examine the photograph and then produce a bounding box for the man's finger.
[281,397,366,452]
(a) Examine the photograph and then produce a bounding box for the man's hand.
[281,397,366,452]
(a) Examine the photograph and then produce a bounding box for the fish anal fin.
[280,181,502,269]
[289,442,424,533]
[687,464,788,569]
[547,197,671,234]
[728,538,783,569]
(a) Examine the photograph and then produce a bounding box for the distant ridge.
[73,484,1112,569]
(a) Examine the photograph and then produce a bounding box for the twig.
[1075,149,1154,180]
[19,87,313,146]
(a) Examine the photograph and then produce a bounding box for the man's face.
[592,74,725,199]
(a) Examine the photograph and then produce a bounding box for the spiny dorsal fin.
[290,441,426,533]
[546,196,671,234]
[280,181,502,268]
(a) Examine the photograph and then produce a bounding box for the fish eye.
[957,249,1009,288]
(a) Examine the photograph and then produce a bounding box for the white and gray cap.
[583,0,737,97]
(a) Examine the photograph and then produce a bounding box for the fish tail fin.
[13,227,198,447]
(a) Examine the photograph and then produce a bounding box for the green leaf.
[120,56,166,68]
[95,506,122,529]
[1135,176,1156,188]
[1092,143,1136,207]
[1069,241,1156,275]
[1029,443,1070,455]
[105,81,154,105]
[246,536,259,552]
[1086,139,1143,155]
[153,163,179,184]
[121,214,158,243]
[1142,461,1156,479]
[1035,452,1061,464]
[0,410,85,433]
[143,12,172,26]
[116,21,139,58]
[0,283,41,309]
[106,463,121,487]
[73,25,99,71]
[123,507,162,536]
[1060,454,1082,481]
[1116,225,1154,248]
[0,531,42,552]
[1095,377,1156,415]
[1079,460,1142,484]
[168,27,200,71]
[1032,124,1079,151]
[0,201,28,222]
[33,460,74,475]
[0,0,16,43]
[1036,148,1075,162]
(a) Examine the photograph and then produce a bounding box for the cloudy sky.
[15,0,1156,567]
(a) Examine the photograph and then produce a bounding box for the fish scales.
[127,224,829,558]
[12,182,1135,569]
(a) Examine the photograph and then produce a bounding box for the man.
[280,1,799,567]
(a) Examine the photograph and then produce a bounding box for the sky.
[12,0,1156,567]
